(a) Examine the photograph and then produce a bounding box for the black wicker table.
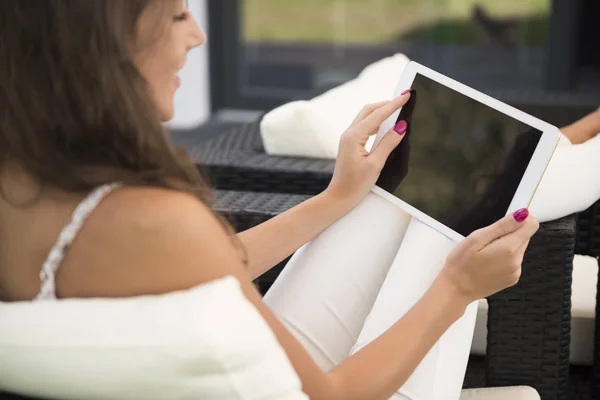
[189,119,334,195]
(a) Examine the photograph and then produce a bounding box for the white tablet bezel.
[370,61,561,242]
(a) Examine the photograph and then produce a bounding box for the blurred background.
[242,0,550,88]
[205,0,600,114]
[172,0,600,128]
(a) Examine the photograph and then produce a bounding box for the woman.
[0,1,539,399]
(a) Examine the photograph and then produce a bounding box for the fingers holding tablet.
[325,91,412,209]
[352,90,412,138]
[441,210,540,302]
[368,120,408,169]
[350,100,390,126]
[468,209,537,250]
[485,212,540,255]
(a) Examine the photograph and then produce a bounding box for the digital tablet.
[370,61,560,242]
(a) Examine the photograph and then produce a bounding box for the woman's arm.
[238,192,352,280]
[232,225,468,400]
[239,96,411,280]
[561,107,600,144]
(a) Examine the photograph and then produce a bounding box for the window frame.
[207,0,305,111]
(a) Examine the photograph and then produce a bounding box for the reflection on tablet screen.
[376,74,542,237]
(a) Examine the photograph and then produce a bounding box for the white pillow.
[0,276,308,400]
[260,53,411,159]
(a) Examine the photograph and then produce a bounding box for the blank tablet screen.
[376,73,542,237]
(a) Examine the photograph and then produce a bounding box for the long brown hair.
[0,0,212,203]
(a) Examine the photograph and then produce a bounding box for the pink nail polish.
[394,120,408,135]
[401,89,412,96]
[513,208,529,223]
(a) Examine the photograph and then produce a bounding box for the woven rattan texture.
[189,119,334,195]
[486,216,575,400]
[576,202,600,400]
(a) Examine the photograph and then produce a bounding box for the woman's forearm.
[562,107,600,144]
[328,277,469,400]
[237,191,353,280]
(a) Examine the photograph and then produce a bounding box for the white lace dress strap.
[34,183,122,301]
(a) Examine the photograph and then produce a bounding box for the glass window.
[239,0,551,99]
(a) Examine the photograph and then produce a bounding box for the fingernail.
[394,120,408,135]
[513,208,529,223]
[401,89,412,96]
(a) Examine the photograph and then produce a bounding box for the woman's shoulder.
[99,186,217,239]
[57,186,241,299]
[88,185,219,253]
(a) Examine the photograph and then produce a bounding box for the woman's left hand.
[325,91,411,210]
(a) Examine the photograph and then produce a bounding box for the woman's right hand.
[440,209,540,304]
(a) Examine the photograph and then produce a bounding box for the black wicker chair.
[189,117,334,195]
[217,187,596,400]
[211,190,575,400]
[0,190,577,400]
[185,101,600,399]
[575,199,600,400]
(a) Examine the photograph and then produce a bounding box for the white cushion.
[471,255,598,365]
[460,386,540,400]
[529,133,600,224]
[0,276,308,400]
[260,53,411,159]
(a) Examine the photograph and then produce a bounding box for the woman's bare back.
[0,183,218,302]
